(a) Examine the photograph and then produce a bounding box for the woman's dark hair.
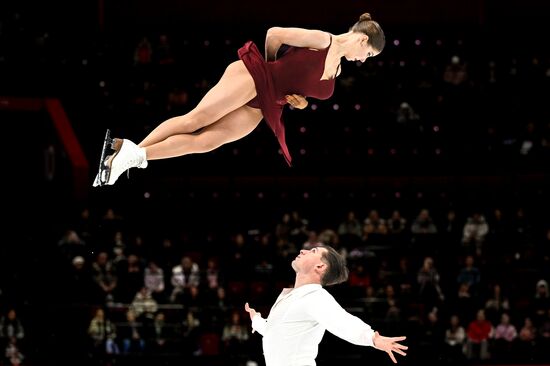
[350,12,385,53]
[318,245,349,286]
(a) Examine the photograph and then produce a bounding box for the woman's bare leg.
[138,60,257,148]
[144,105,263,160]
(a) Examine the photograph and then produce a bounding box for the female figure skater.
[94,13,385,186]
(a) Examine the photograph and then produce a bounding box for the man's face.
[291,247,328,274]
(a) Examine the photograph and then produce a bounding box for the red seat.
[227,281,246,296]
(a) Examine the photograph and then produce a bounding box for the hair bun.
[359,13,372,22]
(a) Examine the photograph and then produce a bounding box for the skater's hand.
[244,302,260,320]
[285,94,308,109]
[372,331,407,363]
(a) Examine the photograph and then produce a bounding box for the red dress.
[238,39,336,166]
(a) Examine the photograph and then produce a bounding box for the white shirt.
[251,284,375,366]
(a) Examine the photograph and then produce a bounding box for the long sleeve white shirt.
[251,284,375,366]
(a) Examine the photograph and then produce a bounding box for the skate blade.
[95,132,124,186]
[95,129,115,186]
[93,168,110,187]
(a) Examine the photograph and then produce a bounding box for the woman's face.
[345,33,379,63]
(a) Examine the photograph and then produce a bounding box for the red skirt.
[238,41,292,166]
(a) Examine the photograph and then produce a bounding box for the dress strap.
[326,33,339,79]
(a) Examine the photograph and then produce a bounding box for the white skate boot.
[93,135,147,187]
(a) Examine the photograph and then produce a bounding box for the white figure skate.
[93,129,147,186]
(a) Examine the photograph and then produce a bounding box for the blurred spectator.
[394,256,415,301]
[225,233,251,281]
[156,237,179,275]
[452,282,478,326]
[348,263,371,290]
[318,229,340,248]
[465,309,493,361]
[252,234,276,281]
[275,213,291,243]
[381,284,401,324]
[363,209,388,239]
[120,309,145,354]
[456,255,481,296]
[66,255,94,303]
[181,310,201,356]
[417,256,444,313]
[484,283,510,325]
[4,337,23,366]
[184,285,204,312]
[57,230,86,262]
[288,210,309,245]
[111,231,127,262]
[418,309,445,363]
[302,230,323,249]
[222,310,249,361]
[443,314,466,363]
[492,312,518,362]
[440,209,462,245]
[337,210,362,246]
[127,234,149,260]
[74,207,93,245]
[116,254,144,303]
[411,209,438,253]
[134,36,152,66]
[170,256,200,303]
[532,279,550,326]
[443,55,469,87]
[486,208,510,256]
[144,260,165,302]
[518,121,540,156]
[208,286,229,327]
[396,101,420,125]
[130,287,158,322]
[518,316,537,361]
[87,308,119,358]
[166,87,190,115]
[205,258,223,291]
[360,285,379,319]
[512,208,533,243]
[156,34,175,65]
[152,312,170,353]
[0,309,24,350]
[411,209,438,235]
[91,251,118,303]
[386,210,407,239]
[99,208,125,246]
[394,101,422,151]
[462,212,489,256]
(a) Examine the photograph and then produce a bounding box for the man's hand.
[245,302,260,320]
[285,94,308,109]
[372,331,408,363]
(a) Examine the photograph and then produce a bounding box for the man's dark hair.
[318,245,349,286]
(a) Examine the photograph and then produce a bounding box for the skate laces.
[113,141,146,173]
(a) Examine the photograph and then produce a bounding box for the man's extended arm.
[307,290,407,363]
[245,302,267,335]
